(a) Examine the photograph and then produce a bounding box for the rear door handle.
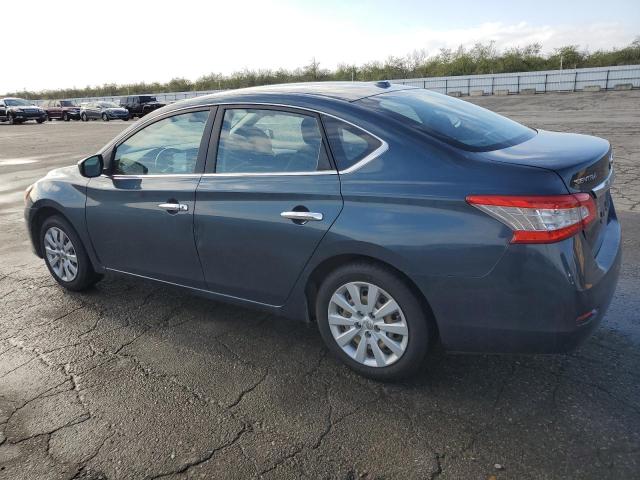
[158,203,189,212]
[280,211,323,222]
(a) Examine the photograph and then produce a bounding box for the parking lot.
[1,91,639,479]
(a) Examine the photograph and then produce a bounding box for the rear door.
[89,103,100,119]
[195,106,343,306]
[86,107,215,287]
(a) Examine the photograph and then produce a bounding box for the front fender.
[26,169,104,273]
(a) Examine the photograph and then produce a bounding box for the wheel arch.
[28,202,104,274]
[29,205,73,257]
[303,253,439,342]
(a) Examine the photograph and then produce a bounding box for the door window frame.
[103,106,217,178]
[204,104,338,176]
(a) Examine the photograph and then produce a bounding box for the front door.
[86,108,214,288]
[195,106,343,306]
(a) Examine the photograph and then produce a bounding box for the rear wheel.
[40,215,102,291]
[316,262,432,381]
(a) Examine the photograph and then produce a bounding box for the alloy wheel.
[44,227,78,282]
[328,281,409,367]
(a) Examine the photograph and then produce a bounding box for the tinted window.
[113,111,209,175]
[357,89,536,152]
[216,109,331,173]
[322,116,382,171]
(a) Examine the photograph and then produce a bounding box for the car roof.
[184,81,416,105]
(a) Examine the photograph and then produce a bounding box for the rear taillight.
[466,193,596,244]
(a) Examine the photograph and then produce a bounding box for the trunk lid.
[478,130,614,254]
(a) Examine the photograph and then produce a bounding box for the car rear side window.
[216,108,331,174]
[113,111,209,175]
[357,89,535,152]
[321,116,382,171]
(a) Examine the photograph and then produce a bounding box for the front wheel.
[40,215,102,291]
[63,112,69,121]
[316,262,432,381]
[102,113,109,121]
[8,113,15,125]
[81,113,88,122]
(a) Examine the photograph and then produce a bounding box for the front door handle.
[158,202,189,213]
[280,211,323,222]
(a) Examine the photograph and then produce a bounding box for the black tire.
[36,118,45,124]
[102,113,109,122]
[63,112,69,121]
[316,262,432,381]
[81,113,88,122]
[8,113,15,125]
[40,215,102,291]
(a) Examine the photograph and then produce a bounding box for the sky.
[3,0,638,93]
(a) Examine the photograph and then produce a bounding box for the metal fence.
[392,64,640,95]
[33,89,223,107]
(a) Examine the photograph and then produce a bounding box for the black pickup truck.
[120,95,165,118]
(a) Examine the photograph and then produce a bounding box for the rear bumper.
[419,211,622,353]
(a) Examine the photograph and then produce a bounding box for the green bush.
[6,39,639,99]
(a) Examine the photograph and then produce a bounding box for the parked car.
[80,101,129,121]
[0,97,46,124]
[23,82,621,380]
[42,99,81,121]
[120,95,165,118]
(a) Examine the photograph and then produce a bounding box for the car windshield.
[357,89,536,152]
[98,102,118,108]
[60,100,78,107]
[4,98,34,107]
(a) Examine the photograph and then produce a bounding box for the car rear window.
[357,89,536,152]
[322,116,382,171]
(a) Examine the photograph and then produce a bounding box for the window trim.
[99,102,388,178]
[106,106,216,178]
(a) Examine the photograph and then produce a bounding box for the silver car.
[80,101,129,122]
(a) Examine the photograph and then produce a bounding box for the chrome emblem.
[573,172,597,185]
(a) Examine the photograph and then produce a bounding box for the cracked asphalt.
[1,91,639,479]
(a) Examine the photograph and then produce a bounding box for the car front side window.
[113,110,209,175]
[215,108,331,174]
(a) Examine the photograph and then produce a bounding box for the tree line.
[6,39,639,99]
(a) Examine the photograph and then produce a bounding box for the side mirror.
[78,154,104,178]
